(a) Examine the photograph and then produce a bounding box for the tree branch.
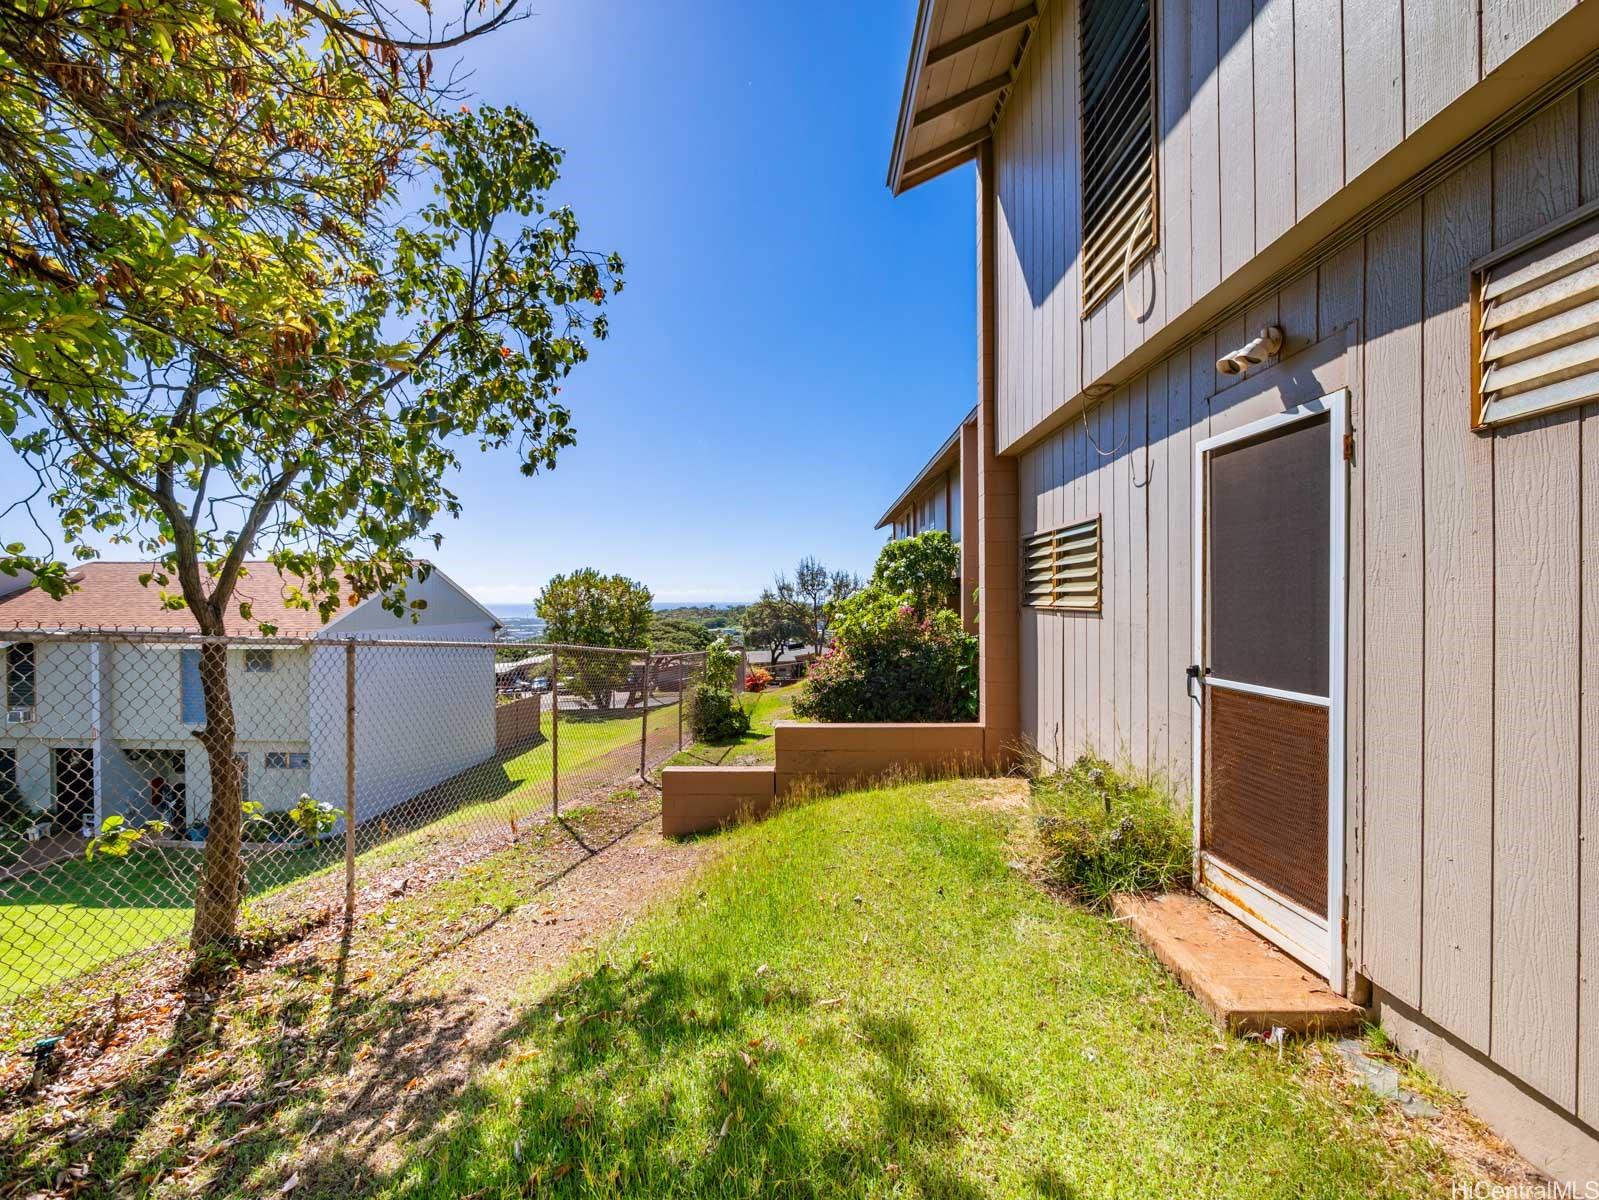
[281,0,519,51]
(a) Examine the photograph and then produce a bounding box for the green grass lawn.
[382,780,1450,1199]
[0,839,344,1001]
[0,702,675,1002]
[665,684,802,768]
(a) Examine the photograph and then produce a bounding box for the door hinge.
[1342,431,1356,463]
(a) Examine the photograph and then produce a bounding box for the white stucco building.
[0,562,500,836]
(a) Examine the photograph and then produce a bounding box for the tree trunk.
[190,639,244,952]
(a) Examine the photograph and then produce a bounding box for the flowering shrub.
[794,593,977,724]
[743,666,774,692]
[703,638,740,691]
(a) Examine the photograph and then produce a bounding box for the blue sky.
[1,2,977,608]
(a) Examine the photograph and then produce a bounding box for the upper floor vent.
[1079,0,1157,314]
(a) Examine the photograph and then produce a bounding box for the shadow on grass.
[1,796,669,1196]
[18,990,225,1190]
[355,956,996,1198]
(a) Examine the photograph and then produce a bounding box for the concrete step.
[1112,891,1367,1037]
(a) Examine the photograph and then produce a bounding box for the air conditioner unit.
[6,706,35,725]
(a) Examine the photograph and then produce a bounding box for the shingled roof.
[0,562,337,636]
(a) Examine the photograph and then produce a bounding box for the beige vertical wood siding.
[1012,81,1599,1125]
[991,0,1582,452]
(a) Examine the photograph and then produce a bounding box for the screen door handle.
[1185,664,1210,701]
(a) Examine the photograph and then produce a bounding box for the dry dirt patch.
[318,820,710,1176]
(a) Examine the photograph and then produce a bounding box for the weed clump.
[1033,754,1191,907]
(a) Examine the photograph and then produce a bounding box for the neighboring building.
[875,406,979,630]
[0,561,500,834]
[888,0,1599,1178]
[742,645,816,683]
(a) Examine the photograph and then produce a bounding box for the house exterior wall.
[2,641,97,816]
[991,0,1593,453]
[1,640,95,743]
[958,419,979,632]
[883,420,981,633]
[887,467,957,540]
[108,644,310,744]
[307,626,497,828]
[1000,58,1599,1167]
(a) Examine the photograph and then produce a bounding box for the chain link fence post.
[638,651,652,779]
[550,644,560,818]
[343,639,356,927]
[677,656,684,751]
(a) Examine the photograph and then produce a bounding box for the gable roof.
[0,562,328,636]
[0,561,499,638]
[888,2,1040,194]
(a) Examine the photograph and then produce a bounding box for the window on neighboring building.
[179,649,205,725]
[5,642,35,715]
[244,648,274,673]
[1474,208,1599,428]
[950,473,962,544]
[264,751,310,770]
[0,747,17,798]
[1023,516,1102,612]
[1079,0,1157,314]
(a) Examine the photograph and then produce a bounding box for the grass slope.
[385,781,1446,1199]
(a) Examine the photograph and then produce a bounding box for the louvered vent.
[1079,0,1156,314]
[1475,207,1599,429]
[1024,517,1101,611]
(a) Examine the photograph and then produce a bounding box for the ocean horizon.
[490,601,749,619]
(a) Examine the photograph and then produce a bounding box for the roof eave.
[886,2,1043,195]
[887,0,940,194]
[874,406,977,529]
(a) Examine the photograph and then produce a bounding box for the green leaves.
[2,3,622,637]
[535,569,653,650]
[870,532,960,617]
[288,793,339,839]
[85,815,170,862]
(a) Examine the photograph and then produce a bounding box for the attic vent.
[1024,516,1101,611]
[1079,0,1156,314]
[1475,205,1599,429]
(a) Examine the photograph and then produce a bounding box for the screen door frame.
[1190,388,1349,993]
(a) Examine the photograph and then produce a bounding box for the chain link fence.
[0,629,705,1023]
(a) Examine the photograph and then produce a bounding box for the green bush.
[870,530,959,614]
[794,597,976,723]
[1033,754,1191,907]
[688,683,751,743]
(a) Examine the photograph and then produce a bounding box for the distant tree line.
[527,555,866,666]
